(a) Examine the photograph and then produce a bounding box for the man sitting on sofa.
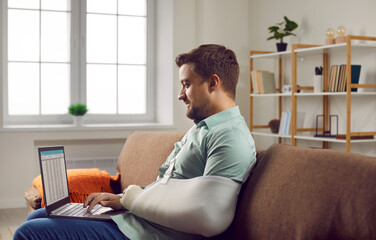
[14,44,256,240]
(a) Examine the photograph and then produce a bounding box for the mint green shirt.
[112,106,256,240]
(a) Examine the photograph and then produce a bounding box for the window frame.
[2,0,155,126]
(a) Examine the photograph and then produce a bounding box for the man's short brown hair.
[175,44,239,99]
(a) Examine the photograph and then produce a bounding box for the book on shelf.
[261,72,276,93]
[251,70,276,94]
[251,70,260,93]
[329,65,342,92]
[278,112,287,135]
[278,111,305,135]
[338,65,346,92]
[328,65,361,92]
[348,65,361,92]
[284,111,291,135]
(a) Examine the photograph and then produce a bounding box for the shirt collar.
[196,106,241,129]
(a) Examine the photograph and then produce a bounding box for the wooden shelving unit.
[250,35,376,152]
[249,50,291,143]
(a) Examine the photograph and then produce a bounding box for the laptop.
[38,146,123,221]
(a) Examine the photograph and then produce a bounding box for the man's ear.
[208,74,220,93]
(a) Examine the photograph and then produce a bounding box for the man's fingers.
[100,195,122,210]
[84,193,122,212]
[99,200,111,208]
[83,193,98,208]
[84,193,104,211]
[87,194,104,212]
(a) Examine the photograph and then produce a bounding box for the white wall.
[249,0,376,49]
[196,0,250,121]
[249,0,376,156]
[172,0,250,130]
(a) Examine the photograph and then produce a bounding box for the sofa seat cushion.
[225,144,376,240]
[117,131,185,191]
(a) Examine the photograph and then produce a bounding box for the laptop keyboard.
[52,203,110,217]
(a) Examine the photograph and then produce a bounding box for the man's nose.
[178,88,185,101]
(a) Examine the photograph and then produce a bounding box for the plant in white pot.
[68,103,88,126]
[267,16,299,52]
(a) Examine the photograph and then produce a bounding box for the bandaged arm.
[128,176,241,237]
[120,185,143,210]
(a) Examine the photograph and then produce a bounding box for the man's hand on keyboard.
[84,193,122,212]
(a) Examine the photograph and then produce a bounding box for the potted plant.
[68,103,88,126]
[267,16,299,52]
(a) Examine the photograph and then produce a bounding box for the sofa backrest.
[219,143,376,240]
[117,131,185,191]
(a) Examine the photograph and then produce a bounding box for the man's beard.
[186,103,210,124]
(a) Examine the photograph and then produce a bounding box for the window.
[2,0,154,126]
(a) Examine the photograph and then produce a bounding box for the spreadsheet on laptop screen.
[40,149,69,205]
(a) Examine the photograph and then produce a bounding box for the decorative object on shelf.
[325,28,335,45]
[335,26,347,43]
[313,66,323,93]
[267,16,299,52]
[314,114,338,138]
[268,119,280,133]
[282,84,292,93]
[296,85,301,93]
[68,103,88,127]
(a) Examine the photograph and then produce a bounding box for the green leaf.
[267,16,298,42]
[268,26,279,32]
[68,103,88,116]
[284,16,298,31]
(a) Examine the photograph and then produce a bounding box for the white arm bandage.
[129,176,241,237]
[120,185,143,210]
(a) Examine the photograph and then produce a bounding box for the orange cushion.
[33,168,119,207]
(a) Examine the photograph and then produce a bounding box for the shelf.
[251,43,376,59]
[250,93,291,97]
[294,135,376,143]
[250,50,292,59]
[295,92,376,96]
[251,131,291,139]
[251,132,376,143]
[252,92,376,97]
[294,43,376,57]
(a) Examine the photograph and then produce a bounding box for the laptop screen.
[39,147,69,206]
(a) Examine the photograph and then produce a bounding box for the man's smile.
[182,98,190,106]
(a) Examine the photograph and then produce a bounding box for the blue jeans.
[13,208,130,240]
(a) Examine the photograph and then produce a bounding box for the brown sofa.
[25,131,376,239]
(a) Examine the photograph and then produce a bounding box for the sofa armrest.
[24,187,42,214]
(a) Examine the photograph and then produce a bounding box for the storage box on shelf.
[250,35,376,154]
